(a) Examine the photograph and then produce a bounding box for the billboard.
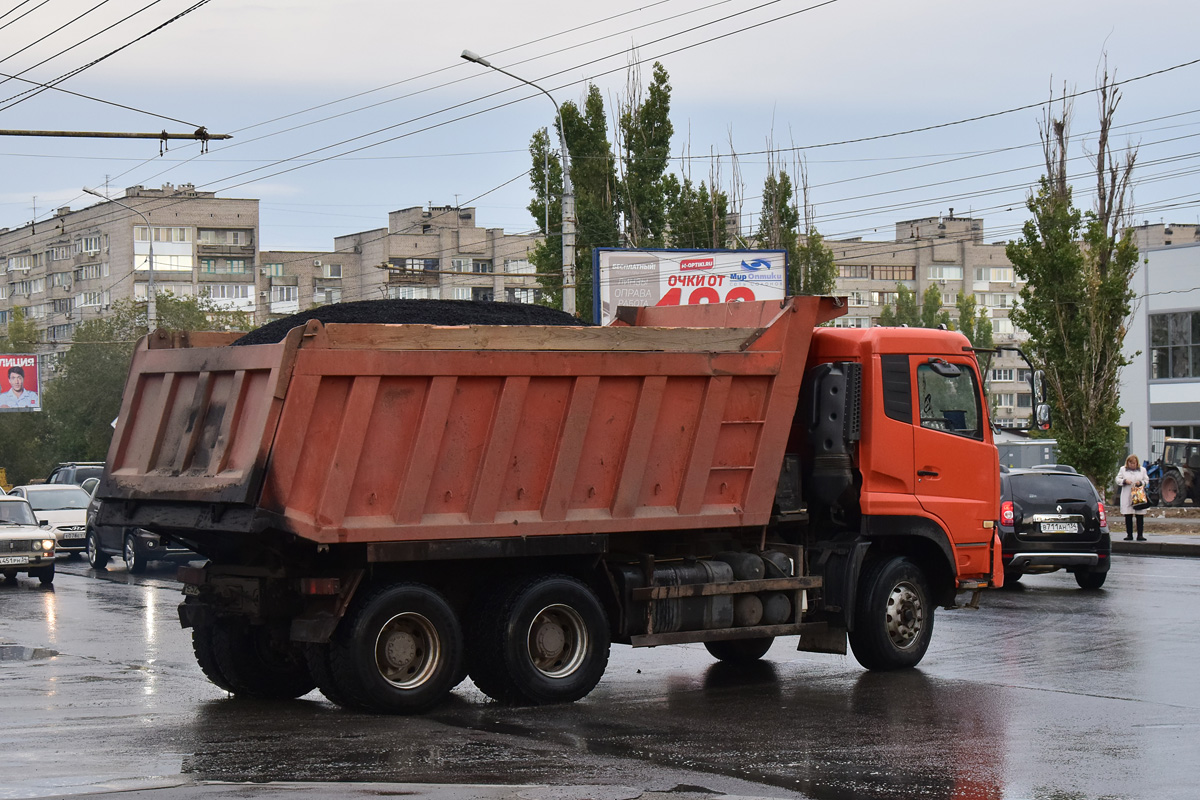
[0,354,41,412]
[593,248,788,324]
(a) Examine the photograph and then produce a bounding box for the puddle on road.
[0,643,59,661]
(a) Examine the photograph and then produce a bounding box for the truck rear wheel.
[327,582,463,714]
[704,637,774,663]
[467,574,610,705]
[210,620,316,699]
[191,624,236,693]
[848,556,933,671]
[304,643,351,707]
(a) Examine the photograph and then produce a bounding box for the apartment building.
[0,183,259,354]
[1119,240,1200,462]
[256,206,542,324]
[828,211,1033,426]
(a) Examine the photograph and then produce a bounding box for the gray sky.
[1,0,1196,252]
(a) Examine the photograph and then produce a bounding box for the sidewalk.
[1111,511,1200,557]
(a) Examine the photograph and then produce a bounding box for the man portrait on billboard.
[0,365,39,409]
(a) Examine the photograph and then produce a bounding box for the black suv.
[47,462,105,486]
[999,465,1111,589]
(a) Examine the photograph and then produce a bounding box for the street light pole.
[83,187,156,329]
[461,49,576,316]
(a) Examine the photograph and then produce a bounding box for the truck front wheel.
[848,556,934,671]
[467,575,610,705]
[327,582,463,714]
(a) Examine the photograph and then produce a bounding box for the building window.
[990,293,1012,309]
[839,265,869,279]
[135,227,190,243]
[323,263,342,279]
[388,285,435,300]
[270,286,298,303]
[201,259,217,273]
[942,291,957,306]
[206,284,251,300]
[1017,393,1032,409]
[872,265,914,281]
[1150,310,1200,379]
[872,291,898,306]
[505,259,533,274]
[472,260,494,274]
[227,259,247,274]
[991,368,1014,382]
[263,263,284,277]
[993,317,1014,336]
[452,287,471,300]
[848,291,869,307]
[1017,368,1031,383]
[991,267,1014,284]
[451,258,471,272]
[832,316,870,328]
[927,265,963,281]
[197,229,246,245]
[49,245,72,261]
[995,393,1016,409]
[506,287,537,303]
[74,263,109,281]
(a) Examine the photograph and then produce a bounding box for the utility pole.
[461,50,576,316]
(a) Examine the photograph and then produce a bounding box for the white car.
[0,496,56,584]
[9,485,90,555]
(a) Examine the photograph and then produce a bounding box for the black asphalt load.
[233,299,588,346]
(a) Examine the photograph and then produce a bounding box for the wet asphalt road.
[1,554,1198,800]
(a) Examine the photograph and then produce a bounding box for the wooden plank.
[541,376,599,522]
[469,376,530,524]
[292,349,783,379]
[319,323,765,353]
[611,376,667,519]
[630,576,822,601]
[391,376,456,524]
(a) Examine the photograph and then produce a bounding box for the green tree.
[756,170,799,256]
[1006,72,1138,490]
[877,284,920,327]
[664,175,729,249]
[527,85,621,319]
[954,290,994,349]
[616,62,674,247]
[921,284,952,329]
[794,229,838,296]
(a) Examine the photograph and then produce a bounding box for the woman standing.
[1115,454,1149,541]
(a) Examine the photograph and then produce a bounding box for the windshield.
[24,486,90,510]
[1009,474,1096,506]
[0,501,38,525]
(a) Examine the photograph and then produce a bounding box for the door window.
[917,360,982,439]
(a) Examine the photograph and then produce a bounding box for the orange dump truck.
[96,297,1001,713]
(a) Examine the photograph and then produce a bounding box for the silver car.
[0,497,57,584]
[9,485,90,555]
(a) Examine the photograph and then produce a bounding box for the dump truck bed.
[99,298,843,546]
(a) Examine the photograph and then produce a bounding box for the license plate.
[62,531,86,539]
[1041,522,1079,533]
[0,555,30,565]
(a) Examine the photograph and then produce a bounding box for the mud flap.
[989,530,1004,588]
[796,621,847,655]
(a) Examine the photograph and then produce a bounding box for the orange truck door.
[910,356,998,579]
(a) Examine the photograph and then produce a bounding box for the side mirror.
[1031,370,1051,430]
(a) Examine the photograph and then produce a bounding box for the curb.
[1111,540,1200,557]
